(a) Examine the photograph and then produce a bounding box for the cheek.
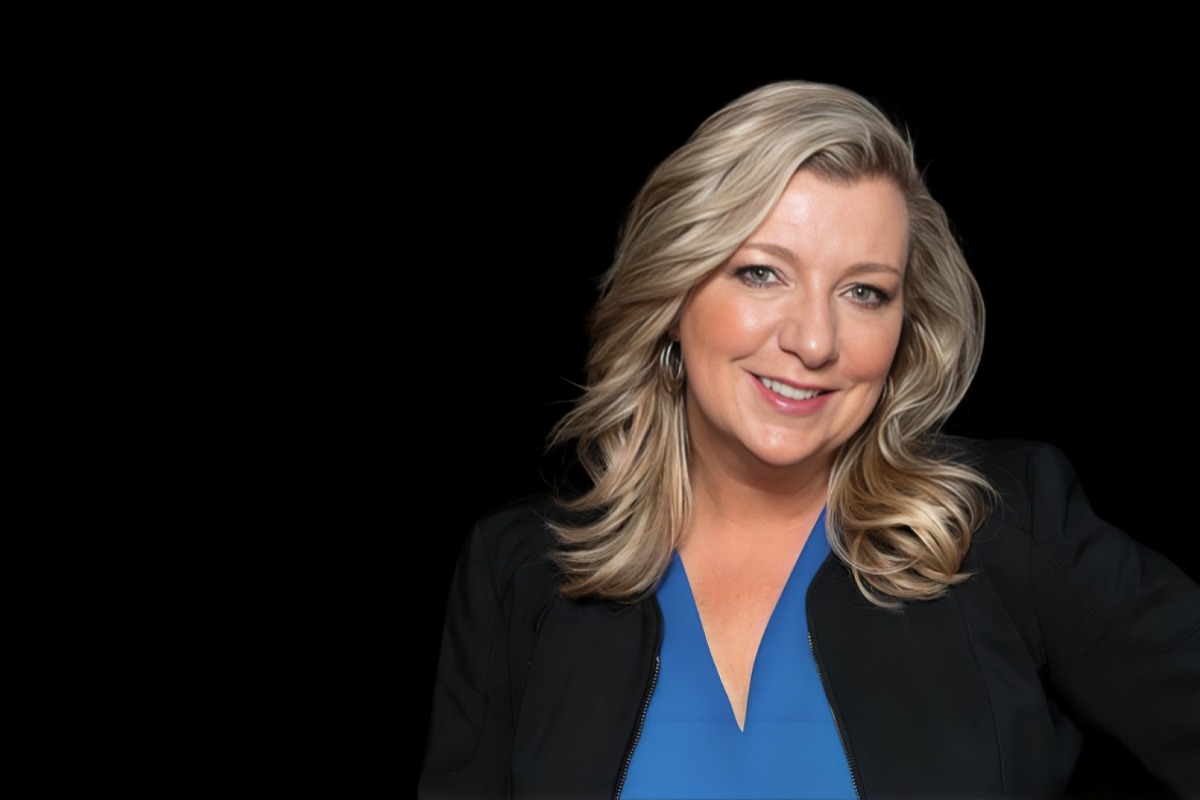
[845,322,904,381]
[680,295,769,359]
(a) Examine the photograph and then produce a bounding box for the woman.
[419,82,1199,799]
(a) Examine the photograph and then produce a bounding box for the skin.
[675,168,909,730]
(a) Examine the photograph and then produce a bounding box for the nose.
[778,294,838,369]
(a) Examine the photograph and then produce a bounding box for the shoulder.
[461,494,562,590]
[950,437,1200,650]
[938,434,1069,477]
[945,437,1073,526]
[472,493,557,554]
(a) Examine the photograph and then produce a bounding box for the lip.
[750,372,834,415]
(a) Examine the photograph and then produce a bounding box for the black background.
[413,64,1195,796]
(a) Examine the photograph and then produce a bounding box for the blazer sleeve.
[1020,443,1200,796]
[419,519,516,799]
[419,497,556,799]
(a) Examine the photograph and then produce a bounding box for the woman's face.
[677,168,908,479]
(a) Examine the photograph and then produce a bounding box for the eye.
[844,283,892,308]
[734,265,781,287]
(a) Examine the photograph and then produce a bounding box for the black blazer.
[419,440,1200,799]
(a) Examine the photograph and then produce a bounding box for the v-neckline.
[672,508,827,731]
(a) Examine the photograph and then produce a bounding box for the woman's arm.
[1020,443,1200,796]
[419,518,517,799]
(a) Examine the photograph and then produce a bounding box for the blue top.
[621,508,856,799]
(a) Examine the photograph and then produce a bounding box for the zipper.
[613,654,659,800]
[808,560,863,800]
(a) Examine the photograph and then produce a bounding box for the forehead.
[740,170,909,266]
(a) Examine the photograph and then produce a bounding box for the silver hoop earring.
[659,340,685,394]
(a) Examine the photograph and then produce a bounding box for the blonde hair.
[549,81,992,606]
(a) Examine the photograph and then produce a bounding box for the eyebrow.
[742,242,905,277]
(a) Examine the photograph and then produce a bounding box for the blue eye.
[734,265,780,286]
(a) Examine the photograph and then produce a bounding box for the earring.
[659,340,685,393]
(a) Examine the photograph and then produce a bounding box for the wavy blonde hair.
[549,81,992,606]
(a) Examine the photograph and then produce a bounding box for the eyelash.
[734,265,893,308]
[733,265,780,286]
[845,284,892,308]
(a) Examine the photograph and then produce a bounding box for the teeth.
[758,376,820,400]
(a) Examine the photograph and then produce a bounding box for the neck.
[684,447,832,549]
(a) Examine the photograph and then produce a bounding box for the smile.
[756,376,824,400]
